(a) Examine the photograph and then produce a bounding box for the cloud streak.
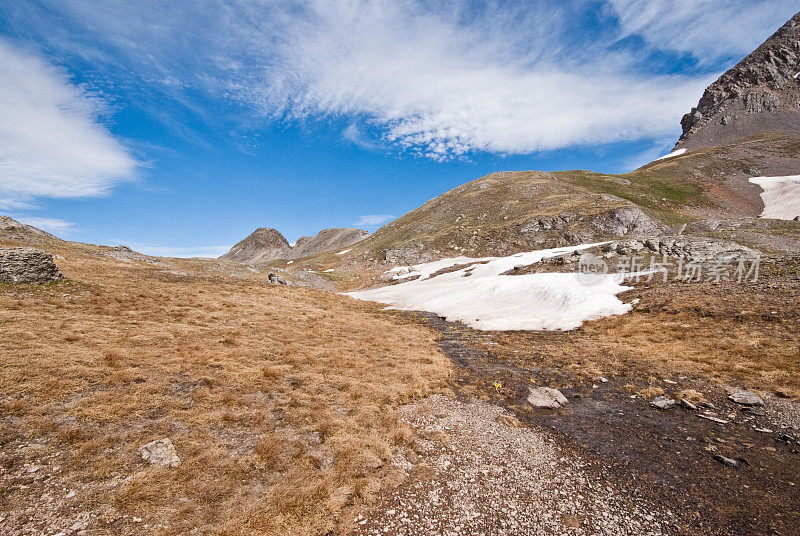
[0,38,137,207]
[8,1,797,161]
[356,214,395,226]
[15,216,76,235]
[607,0,799,63]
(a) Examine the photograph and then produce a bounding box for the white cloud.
[243,1,712,159]
[0,38,137,207]
[15,1,796,160]
[15,216,76,234]
[343,123,379,150]
[607,0,799,62]
[356,214,395,226]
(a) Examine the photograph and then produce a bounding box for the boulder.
[0,247,64,284]
[651,396,676,410]
[139,438,181,467]
[527,387,569,409]
[268,273,287,285]
[728,389,764,406]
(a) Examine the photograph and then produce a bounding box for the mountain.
[221,227,369,264]
[219,227,291,263]
[342,13,800,266]
[677,11,800,150]
[290,228,369,258]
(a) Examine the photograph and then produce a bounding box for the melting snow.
[335,248,352,255]
[654,148,686,161]
[749,175,800,220]
[346,245,636,331]
[322,268,335,272]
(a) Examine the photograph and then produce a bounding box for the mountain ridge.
[677,11,800,150]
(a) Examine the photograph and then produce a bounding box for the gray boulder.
[268,272,287,285]
[527,387,569,409]
[651,396,676,410]
[728,389,764,406]
[0,247,64,284]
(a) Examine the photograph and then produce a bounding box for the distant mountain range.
[219,227,368,263]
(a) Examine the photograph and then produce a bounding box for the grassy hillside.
[342,133,800,264]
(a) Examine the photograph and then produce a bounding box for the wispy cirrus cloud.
[343,123,379,151]
[356,214,394,227]
[6,1,796,161]
[15,216,76,235]
[0,38,137,208]
[606,0,799,63]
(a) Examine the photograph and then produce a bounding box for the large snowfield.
[749,175,800,220]
[346,245,636,331]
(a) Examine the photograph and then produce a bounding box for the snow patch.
[654,148,686,161]
[286,260,294,265]
[322,268,335,272]
[346,244,635,331]
[749,175,800,220]
[335,248,352,255]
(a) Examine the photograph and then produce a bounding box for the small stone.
[680,399,698,410]
[650,396,675,410]
[139,438,181,467]
[698,414,729,425]
[754,427,773,433]
[527,387,569,409]
[728,390,764,406]
[713,455,739,467]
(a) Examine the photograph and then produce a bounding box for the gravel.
[351,395,673,535]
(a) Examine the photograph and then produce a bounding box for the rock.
[0,247,64,284]
[698,414,729,425]
[588,206,664,237]
[713,455,740,467]
[268,273,287,285]
[527,387,569,409]
[651,396,675,410]
[114,245,133,253]
[677,12,800,148]
[728,390,764,406]
[139,438,181,467]
[680,399,698,411]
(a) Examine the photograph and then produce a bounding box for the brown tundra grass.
[0,241,450,535]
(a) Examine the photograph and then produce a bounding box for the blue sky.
[0,1,797,256]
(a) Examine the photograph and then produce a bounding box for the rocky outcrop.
[587,206,665,237]
[220,228,291,264]
[0,247,64,283]
[0,216,59,244]
[290,228,368,258]
[677,12,800,149]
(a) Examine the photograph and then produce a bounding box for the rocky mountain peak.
[220,226,369,264]
[677,11,800,149]
[219,227,291,263]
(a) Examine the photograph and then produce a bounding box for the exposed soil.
[360,305,800,535]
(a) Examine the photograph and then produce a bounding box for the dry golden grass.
[480,264,800,400]
[0,241,450,535]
